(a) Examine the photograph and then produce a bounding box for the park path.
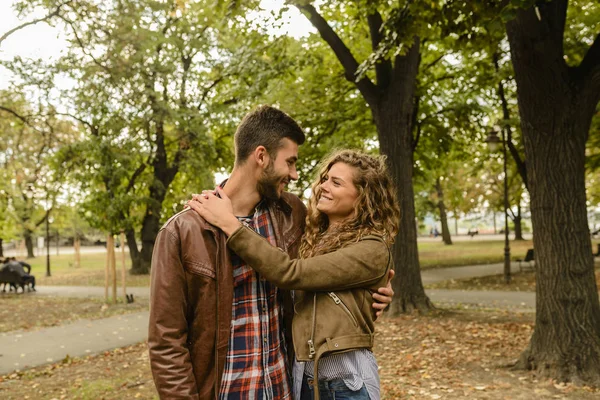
[0,262,533,375]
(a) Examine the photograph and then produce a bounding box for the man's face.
[257,138,299,200]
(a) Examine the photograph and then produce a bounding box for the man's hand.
[372,269,395,319]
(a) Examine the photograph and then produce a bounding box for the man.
[148,106,393,399]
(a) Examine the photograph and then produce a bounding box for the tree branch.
[424,54,445,71]
[197,77,224,110]
[578,32,600,87]
[0,1,71,46]
[294,2,378,105]
[493,52,528,190]
[366,5,392,88]
[126,158,149,194]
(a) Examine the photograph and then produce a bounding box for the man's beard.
[257,162,285,201]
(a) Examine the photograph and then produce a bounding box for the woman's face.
[316,162,359,226]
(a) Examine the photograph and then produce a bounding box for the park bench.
[0,268,29,293]
[517,248,534,272]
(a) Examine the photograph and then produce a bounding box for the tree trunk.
[493,212,497,234]
[0,238,3,258]
[372,40,433,314]
[130,156,174,275]
[507,2,600,384]
[514,203,524,241]
[435,178,452,245]
[24,230,34,258]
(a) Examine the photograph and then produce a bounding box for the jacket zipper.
[308,293,317,359]
[214,234,220,400]
[328,292,359,327]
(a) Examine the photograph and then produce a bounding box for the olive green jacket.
[227,226,392,396]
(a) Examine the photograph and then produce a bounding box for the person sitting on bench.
[3,257,36,291]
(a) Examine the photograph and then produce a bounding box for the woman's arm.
[187,188,392,292]
[226,225,391,291]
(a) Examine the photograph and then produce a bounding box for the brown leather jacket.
[148,192,306,399]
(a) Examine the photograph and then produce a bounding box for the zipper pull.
[307,339,316,358]
[328,292,341,304]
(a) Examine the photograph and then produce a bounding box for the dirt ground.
[1,308,599,399]
[0,294,148,333]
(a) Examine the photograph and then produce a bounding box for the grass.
[418,239,535,269]
[21,251,151,287]
[427,265,600,292]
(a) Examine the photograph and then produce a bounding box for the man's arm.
[148,228,199,399]
[373,270,395,319]
[18,261,31,274]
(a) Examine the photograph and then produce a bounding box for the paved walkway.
[0,262,532,375]
[0,311,148,375]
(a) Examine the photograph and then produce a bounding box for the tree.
[0,91,74,257]
[287,0,434,312]
[505,0,600,383]
[14,0,263,274]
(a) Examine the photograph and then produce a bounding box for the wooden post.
[18,240,25,258]
[121,232,126,301]
[74,236,81,268]
[109,235,117,304]
[104,234,109,303]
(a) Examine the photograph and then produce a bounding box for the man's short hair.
[234,105,305,164]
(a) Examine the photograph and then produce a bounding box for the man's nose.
[289,166,298,181]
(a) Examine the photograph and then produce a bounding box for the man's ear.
[253,145,270,168]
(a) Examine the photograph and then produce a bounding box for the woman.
[189,150,400,400]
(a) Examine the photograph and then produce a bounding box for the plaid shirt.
[219,204,292,399]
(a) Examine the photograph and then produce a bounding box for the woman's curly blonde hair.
[300,149,401,258]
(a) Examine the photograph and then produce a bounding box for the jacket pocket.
[327,292,358,327]
[184,260,216,279]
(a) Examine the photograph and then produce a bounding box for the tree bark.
[0,238,3,258]
[371,41,433,313]
[24,230,35,258]
[435,178,453,245]
[513,203,524,241]
[507,1,600,384]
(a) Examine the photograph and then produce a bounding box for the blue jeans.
[300,374,371,400]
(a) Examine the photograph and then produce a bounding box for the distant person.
[2,257,35,292]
